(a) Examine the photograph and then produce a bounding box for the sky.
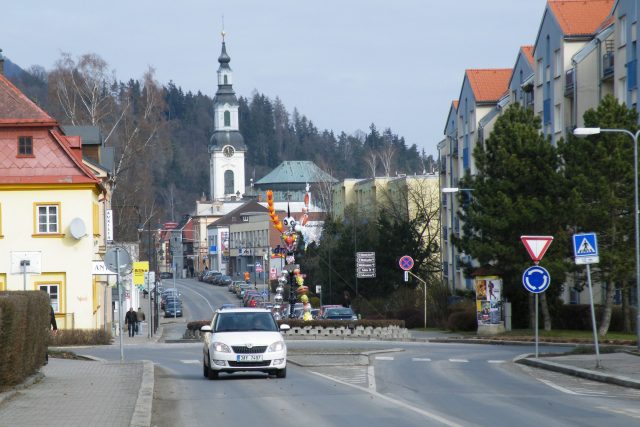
[4,0,550,157]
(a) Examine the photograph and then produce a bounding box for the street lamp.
[441,187,474,292]
[573,127,640,350]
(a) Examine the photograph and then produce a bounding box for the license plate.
[236,355,263,362]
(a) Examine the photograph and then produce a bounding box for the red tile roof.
[548,0,614,36]
[521,46,535,66]
[0,74,100,186]
[452,100,459,110]
[0,74,56,125]
[466,69,512,103]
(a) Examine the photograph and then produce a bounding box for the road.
[74,278,640,426]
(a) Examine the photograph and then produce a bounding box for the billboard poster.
[475,276,502,325]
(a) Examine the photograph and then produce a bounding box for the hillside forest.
[6,53,434,240]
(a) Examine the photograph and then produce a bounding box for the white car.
[201,308,290,379]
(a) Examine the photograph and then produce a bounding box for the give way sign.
[520,235,553,264]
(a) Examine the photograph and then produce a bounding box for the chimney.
[0,49,4,75]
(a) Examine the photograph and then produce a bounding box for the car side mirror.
[200,325,212,332]
[279,324,290,331]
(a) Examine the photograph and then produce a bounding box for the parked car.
[200,308,290,379]
[245,295,265,308]
[219,303,238,310]
[218,275,233,287]
[164,301,183,317]
[205,272,222,285]
[237,284,254,299]
[319,307,358,321]
[242,289,261,306]
[160,271,173,279]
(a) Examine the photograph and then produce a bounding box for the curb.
[130,360,154,427]
[427,338,581,347]
[0,371,44,407]
[515,357,640,390]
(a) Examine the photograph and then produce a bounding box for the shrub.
[0,291,49,389]
[553,305,637,332]
[446,301,476,331]
[47,329,112,346]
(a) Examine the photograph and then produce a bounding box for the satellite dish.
[104,247,133,275]
[69,218,87,240]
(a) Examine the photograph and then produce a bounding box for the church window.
[224,75,228,84]
[224,170,234,194]
[224,110,231,127]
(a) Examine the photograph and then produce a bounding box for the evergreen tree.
[455,104,571,329]
[558,94,638,335]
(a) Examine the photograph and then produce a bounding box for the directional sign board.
[255,262,263,273]
[573,233,599,265]
[356,252,376,278]
[522,266,551,294]
[520,236,553,264]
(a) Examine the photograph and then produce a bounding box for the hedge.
[0,291,50,389]
[186,318,405,331]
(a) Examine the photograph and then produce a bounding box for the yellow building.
[0,72,104,329]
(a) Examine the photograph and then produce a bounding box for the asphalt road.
[74,278,640,426]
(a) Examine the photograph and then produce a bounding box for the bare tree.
[365,150,378,178]
[379,142,396,177]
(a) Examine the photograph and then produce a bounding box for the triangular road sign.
[520,235,554,263]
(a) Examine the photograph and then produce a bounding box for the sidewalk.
[0,358,154,427]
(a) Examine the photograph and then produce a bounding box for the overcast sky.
[4,0,549,156]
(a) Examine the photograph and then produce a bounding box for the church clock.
[223,145,235,157]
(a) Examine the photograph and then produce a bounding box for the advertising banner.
[475,276,502,325]
[133,261,149,285]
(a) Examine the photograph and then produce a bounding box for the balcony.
[602,52,614,80]
[564,68,575,98]
[452,142,459,158]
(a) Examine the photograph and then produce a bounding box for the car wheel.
[203,355,210,378]
[208,368,219,380]
[275,367,286,378]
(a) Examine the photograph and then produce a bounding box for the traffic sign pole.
[522,265,551,358]
[572,232,601,368]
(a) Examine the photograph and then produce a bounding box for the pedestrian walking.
[136,307,145,335]
[46,305,57,364]
[125,308,137,337]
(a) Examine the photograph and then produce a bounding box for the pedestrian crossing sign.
[573,233,599,264]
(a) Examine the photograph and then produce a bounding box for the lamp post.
[574,127,640,350]
[442,187,474,293]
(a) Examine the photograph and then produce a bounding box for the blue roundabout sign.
[522,266,551,294]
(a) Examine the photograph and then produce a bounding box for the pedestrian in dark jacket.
[125,308,137,337]
[50,305,58,332]
[136,307,145,335]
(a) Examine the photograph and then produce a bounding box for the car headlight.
[267,340,285,352]
[212,342,231,353]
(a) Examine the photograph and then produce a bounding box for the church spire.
[218,31,231,67]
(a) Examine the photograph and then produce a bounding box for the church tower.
[209,32,246,201]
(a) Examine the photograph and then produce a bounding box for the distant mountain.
[3,57,25,79]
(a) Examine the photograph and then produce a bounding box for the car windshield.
[214,312,278,332]
[326,308,354,316]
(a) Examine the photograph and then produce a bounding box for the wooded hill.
[6,53,433,238]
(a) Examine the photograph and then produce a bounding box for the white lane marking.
[175,284,215,314]
[367,365,377,392]
[180,360,200,364]
[310,371,463,427]
[487,360,506,364]
[537,378,583,395]
[412,358,432,362]
[449,358,468,363]
[597,406,640,419]
[375,356,394,361]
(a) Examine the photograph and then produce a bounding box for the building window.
[39,284,60,312]
[224,110,231,127]
[224,170,234,194]
[554,49,562,78]
[18,136,33,157]
[224,75,228,85]
[554,104,562,133]
[537,59,543,85]
[35,203,60,234]
[620,15,627,46]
